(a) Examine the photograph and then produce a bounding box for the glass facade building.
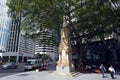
[0,0,35,62]
[0,0,11,52]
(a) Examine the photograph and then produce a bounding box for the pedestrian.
[108,65,116,79]
[99,64,106,78]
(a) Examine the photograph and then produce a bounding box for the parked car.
[0,61,2,65]
[1,62,18,69]
[42,61,48,70]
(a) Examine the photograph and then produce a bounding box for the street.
[0,65,25,78]
[0,62,54,78]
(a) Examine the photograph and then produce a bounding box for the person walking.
[99,64,106,78]
[108,65,115,79]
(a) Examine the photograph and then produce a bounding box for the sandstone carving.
[57,16,74,68]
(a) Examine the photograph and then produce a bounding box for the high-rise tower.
[0,0,11,52]
[0,0,35,62]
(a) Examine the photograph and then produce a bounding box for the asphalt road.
[0,63,54,78]
[0,63,26,78]
[0,62,56,78]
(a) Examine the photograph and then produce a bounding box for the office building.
[0,0,11,61]
[35,30,57,61]
[0,0,35,62]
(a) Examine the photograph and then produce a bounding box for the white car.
[1,62,18,69]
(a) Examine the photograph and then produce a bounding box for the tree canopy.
[7,0,120,66]
[7,0,120,43]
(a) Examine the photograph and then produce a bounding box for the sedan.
[1,62,18,69]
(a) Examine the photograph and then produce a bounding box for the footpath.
[0,69,120,80]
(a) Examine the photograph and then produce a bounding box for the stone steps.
[70,71,81,77]
[50,71,81,78]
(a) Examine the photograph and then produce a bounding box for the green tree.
[7,0,120,70]
[35,53,53,61]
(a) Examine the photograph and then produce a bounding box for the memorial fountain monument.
[51,16,75,77]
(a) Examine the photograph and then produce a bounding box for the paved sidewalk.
[0,70,120,80]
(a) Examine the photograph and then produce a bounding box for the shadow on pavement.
[16,74,30,76]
